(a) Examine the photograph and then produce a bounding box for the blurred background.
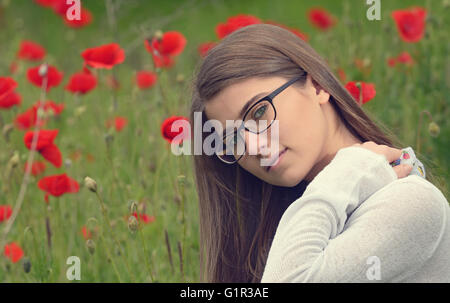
[0,0,448,282]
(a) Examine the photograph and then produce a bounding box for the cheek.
[279,102,327,160]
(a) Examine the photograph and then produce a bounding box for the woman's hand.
[352,141,412,179]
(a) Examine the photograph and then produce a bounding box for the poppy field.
[0,0,449,282]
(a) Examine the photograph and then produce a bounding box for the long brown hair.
[188,24,445,283]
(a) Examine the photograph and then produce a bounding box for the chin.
[269,169,304,187]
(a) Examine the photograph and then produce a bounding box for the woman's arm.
[261,146,447,282]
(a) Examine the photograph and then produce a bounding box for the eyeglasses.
[215,75,304,164]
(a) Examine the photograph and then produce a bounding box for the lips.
[265,147,287,172]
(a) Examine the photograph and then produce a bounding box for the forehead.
[204,76,287,129]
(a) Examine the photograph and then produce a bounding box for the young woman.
[189,24,450,282]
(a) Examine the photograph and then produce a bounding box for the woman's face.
[204,74,338,187]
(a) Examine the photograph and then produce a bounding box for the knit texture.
[261,146,450,282]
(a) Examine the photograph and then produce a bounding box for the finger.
[392,164,413,179]
[386,147,403,164]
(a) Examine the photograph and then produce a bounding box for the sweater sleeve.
[260,146,447,282]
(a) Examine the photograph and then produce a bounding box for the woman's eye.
[252,105,267,119]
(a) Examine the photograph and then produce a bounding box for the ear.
[308,74,330,105]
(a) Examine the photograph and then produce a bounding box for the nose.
[243,129,271,158]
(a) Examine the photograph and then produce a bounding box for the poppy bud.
[176,74,185,83]
[86,239,95,254]
[74,105,87,117]
[104,132,114,146]
[154,30,163,41]
[84,176,97,193]
[38,63,48,77]
[177,175,186,186]
[2,124,14,142]
[128,200,138,213]
[128,215,139,233]
[9,151,20,168]
[22,257,31,273]
[138,202,146,214]
[64,159,72,169]
[428,121,440,137]
[36,107,46,120]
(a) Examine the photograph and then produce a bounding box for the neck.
[304,115,362,182]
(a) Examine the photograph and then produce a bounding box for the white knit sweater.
[261,146,450,282]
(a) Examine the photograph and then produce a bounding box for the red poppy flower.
[337,68,346,82]
[144,40,175,69]
[24,160,46,176]
[65,68,97,95]
[135,71,157,90]
[387,51,414,67]
[106,116,128,132]
[0,91,21,109]
[264,20,309,41]
[4,242,24,263]
[131,212,155,224]
[14,106,48,130]
[161,116,191,144]
[38,173,79,202]
[23,129,62,167]
[86,153,95,163]
[10,61,19,75]
[147,31,187,57]
[0,77,18,99]
[81,226,92,240]
[14,101,63,130]
[391,7,426,43]
[17,40,46,61]
[387,57,397,67]
[307,7,337,31]
[396,51,414,64]
[27,64,64,91]
[345,81,376,105]
[81,43,125,69]
[197,42,217,58]
[0,205,13,223]
[152,52,174,69]
[64,7,93,28]
[33,100,65,116]
[215,14,262,39]
[51,0,71,16]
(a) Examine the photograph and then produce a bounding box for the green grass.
[0,0,448,282]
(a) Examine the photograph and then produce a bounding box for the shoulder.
[356,175,448,256]
[370,174,448,216]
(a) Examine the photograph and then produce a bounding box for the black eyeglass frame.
[217,75,304,164]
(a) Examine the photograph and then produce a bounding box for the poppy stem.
[98,230,123,283]
[415,110,433,154]
[136,211,155,282]
[158,71,171,115]
[0,68,48,251]
[105,141,126,202]
[94,191,136,282]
